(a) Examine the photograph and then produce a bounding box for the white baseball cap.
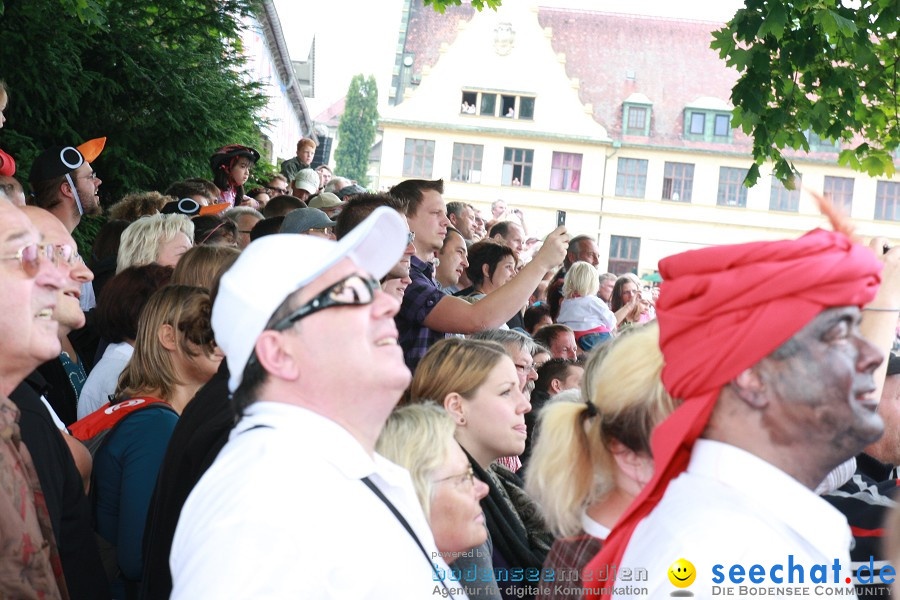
[294,168,320,194]
[213,206,408,392]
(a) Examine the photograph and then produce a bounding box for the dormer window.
[460,89,536,120]
[683,98,733,143]
[623,93,652,136]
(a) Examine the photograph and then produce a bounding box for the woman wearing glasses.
[377,403,495,598]
[87,285,222,597]
[407,337,553,600]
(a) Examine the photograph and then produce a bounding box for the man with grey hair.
[446,201,476,242]
[223,206,263,249]
[324,176,352,195]
[170,208,460,598]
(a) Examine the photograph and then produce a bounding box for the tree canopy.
[335,74,379,187]
[711,0,899,186]
[424,0,501,13]
[0,0,267,203]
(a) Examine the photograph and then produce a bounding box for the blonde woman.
[525,323,674,599]
[116,213,194,273]
[557,261,616,351]
[377,403,495,598]
[88,285,221,596]
[409,337,553,599]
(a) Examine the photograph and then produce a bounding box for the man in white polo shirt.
[170,207,463,598]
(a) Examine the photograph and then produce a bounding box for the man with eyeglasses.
[28,142,104,313]
[264,174,290,196]
[0,198,69,599]
[9,206,109,599]
[170,207,461,598]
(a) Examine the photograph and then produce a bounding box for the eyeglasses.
[267,186,289,195]
[406,231,416,245]
[434,466,476,488]
[306,227,334,236]
[271,273,380,331]
[0,243,79,277]
[75,171,99,181]
[514,362,537,374]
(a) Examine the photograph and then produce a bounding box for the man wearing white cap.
[169,207,464,599]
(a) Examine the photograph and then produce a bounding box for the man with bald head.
[588,228,889,598]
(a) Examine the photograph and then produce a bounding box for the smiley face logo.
[668,558,696,588]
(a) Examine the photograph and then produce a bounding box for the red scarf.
[584,228,882,595]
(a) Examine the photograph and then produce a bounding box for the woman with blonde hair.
[525,323,674,599]
[116,213,194,273]
[377,403,496,598]
[409,337,552,599]
[557,261,616,351]
[86,285,222,596]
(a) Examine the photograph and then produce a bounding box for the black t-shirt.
[9,372,110,599]
[139,360,235,600]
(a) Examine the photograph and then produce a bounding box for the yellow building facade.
[379,2,899,275]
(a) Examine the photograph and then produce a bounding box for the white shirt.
[77,342,133,420]
[170,401,465,600]
[557,296,615,332]
[615,440,857,599]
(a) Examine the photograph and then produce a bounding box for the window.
[615,158,648,198]
[823,176,854,214]
[689,112,705,135]
[501,95,516,118]
[451,143,484,183]
[480,93,497,116]
[769,175,801,212]
[519,96,535,120]
[717,167,749,207]
[806,129,839,151]
[626,106,648,135]
[875,181,900,222]
[662,162,694,202]
[461,89,535,120]
[502,147,533,187]
[714,114,730,137]
[608,236,640,275]
[402,138,435,178]
[550,152,582,192]
[460,91,477,114]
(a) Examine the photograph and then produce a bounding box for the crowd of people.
[4,80,900,600]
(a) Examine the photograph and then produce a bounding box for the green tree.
[711,0,899,186]
[424,0,501,13]
[0,0,267,204]
[335,74,379,186]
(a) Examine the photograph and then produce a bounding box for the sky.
[273,0,747,119]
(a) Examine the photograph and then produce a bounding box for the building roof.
[396,2,847,161]
[314,96,346,128]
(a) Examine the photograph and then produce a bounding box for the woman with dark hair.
[461,240,524,330]
[191,214,238,248]
[77,264,173,419]
[609,273,653,330]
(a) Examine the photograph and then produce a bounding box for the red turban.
[584,228,882,595]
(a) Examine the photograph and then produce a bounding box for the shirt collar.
[688,439,853,557]
[234,401,380,480]
[410,255,435,277]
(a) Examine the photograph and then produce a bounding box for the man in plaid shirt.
[389,178,568,372]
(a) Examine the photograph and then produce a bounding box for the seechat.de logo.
[669,558,696,597]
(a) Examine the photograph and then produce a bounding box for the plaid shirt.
[396,256,448,372]
[537,533,603,600]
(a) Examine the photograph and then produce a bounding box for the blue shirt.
[93,404,178,593]
[396,256,448,372]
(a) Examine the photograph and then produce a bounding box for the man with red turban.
[585,228,889,598]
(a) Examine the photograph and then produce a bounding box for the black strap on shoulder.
[360,476,452,593]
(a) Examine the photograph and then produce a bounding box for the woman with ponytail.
[525,323,674,599]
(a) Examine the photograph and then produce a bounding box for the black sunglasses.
[271,273,380,331]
